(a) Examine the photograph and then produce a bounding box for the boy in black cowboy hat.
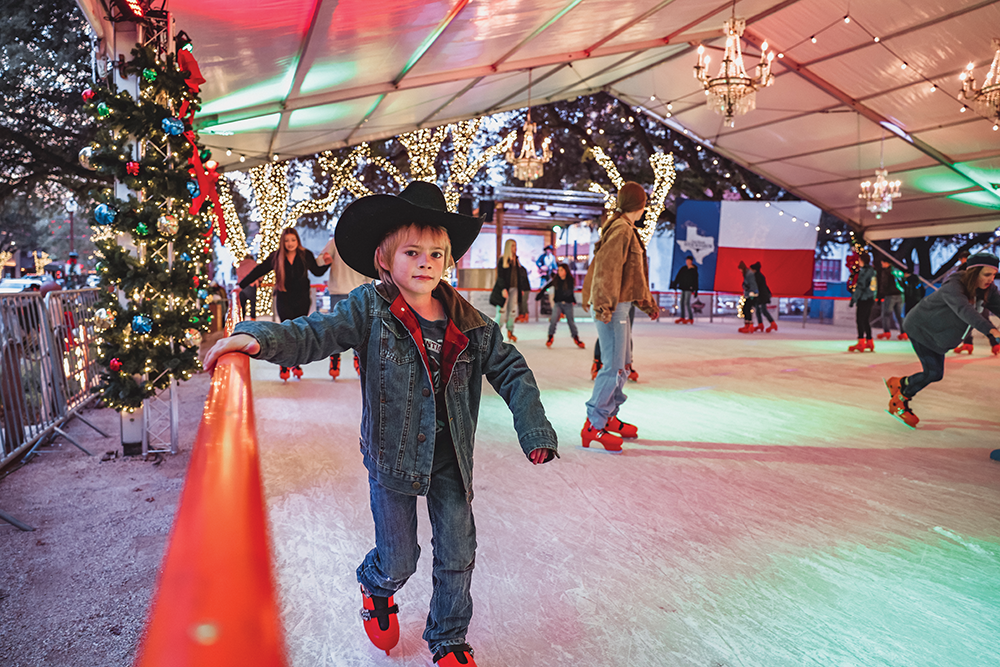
[204,181,557,667]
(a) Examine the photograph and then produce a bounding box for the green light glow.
[287,104,350,130]
[300,60,358,95]
[950,163,1000,206]
[909,170,977,194]
[948,191,1000,209]
[199,72,295,116]
[203,113,282,135]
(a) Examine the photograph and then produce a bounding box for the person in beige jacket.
[318,234,369,378]
[579,182,660,451]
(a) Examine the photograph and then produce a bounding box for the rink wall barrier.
[0,289,103,470]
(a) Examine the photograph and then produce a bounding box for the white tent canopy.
[76,0,1000,240]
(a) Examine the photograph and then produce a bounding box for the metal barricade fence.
[0,289,105,472]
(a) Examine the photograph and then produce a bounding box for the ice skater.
[670,255,698,324]
[876,258,905,340]
[317,233,368,379]
[750,261,777,332]
[205,181,557,667]
[489,239,526,341]
[537,262,585,348]
[848,251,878,352]
[737,260,758,334]
[883,252,1000,428]
[580,182,660,451]
[238,227,328,380]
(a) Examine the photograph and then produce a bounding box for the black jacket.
[490,257,529,307]
[240,249,325,321]
[537,275,576,303]
[670,265,699,293]
[754,271,772,304]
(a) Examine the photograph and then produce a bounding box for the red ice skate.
[353,353,361,375]
[546,335,554,348]
[581,419,623,451]
[329,355,341,379]
[506,330,517,343]
[897,332,909,341]
[292,365,303,379]
[573,337,586,349]
[360,584,399,656]
[865,338,875,351]
[754,323,765,332]
[738,324,755,334]
[606,415,638,439]
[279,366,290,381]
[626,364,638,382]
[674,317,686,324]
[953,343,973,354]
[433,643,477,666]
[766,322,778,332]
[848,338,866,352]
[876,331,892,340]
[590,359,601,380]
[886,395,919,429]
[884,376,905,402]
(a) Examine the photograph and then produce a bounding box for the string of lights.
[249,162,290,315]
[397,127,449,182]
[217,176,248,262]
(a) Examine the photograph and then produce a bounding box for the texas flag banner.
[712,201,820,296]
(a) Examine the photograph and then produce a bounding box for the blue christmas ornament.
[197,288,208,300]
[180,252,192,262]
[132,314,153,335]
[161,117,184,135]
[187,180,200,198]
[94,203,117,226]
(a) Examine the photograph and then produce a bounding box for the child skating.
[204,181,558,666]
[537,262,585,348]
[884,252,1000,428]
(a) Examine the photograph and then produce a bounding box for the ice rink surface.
[248,317,1000,667]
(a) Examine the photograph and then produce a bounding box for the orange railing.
[134,293,287,667]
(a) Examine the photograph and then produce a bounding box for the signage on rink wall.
[673,200,821,296]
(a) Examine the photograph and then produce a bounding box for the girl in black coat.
[537,263,585,348]
[240,227,327,379]
[750,261,776,332]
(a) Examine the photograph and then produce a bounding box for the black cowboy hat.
[335,181,483,279]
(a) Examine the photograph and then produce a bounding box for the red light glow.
[115,0,146,18]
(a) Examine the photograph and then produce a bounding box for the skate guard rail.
[133,350,288,667]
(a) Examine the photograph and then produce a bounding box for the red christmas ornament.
[110,358,122,372]
[82,88,95,101]
[126,161,140,176]
[193,276,200,287]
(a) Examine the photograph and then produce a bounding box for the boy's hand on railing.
[203,334,261,373]
[529,448,556,465]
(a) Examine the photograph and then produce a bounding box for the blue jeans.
[357,454,477,654]
[496,287,518,331]
[903,337,945,397]
[881,294,903,332]
[586,301,632,430]
[679,290,693,319]
[547,302,579,338]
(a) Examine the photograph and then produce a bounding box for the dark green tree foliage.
[85,44,213,411]
[0,0,109,205]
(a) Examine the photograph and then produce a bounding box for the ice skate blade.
[580,443,623,453]
[885,409,917,429]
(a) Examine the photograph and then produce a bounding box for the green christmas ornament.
[199,148,211,161]
[136,222,150,236]
[97,102,110,118]
[142,68,157,82]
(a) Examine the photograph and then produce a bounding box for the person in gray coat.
[884,252,1000,428]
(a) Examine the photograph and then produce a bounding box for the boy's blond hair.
[374,223,454,285]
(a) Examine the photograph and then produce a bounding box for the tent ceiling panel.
[87,0,1000,239]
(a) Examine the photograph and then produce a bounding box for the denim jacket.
[233,281,558,501]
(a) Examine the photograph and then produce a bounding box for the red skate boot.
[848,338,866,352]
[953,343,973,354]
[766,322,778,332]
[573,336,586,349]
[329,355,341,379]
[886,395,919,429]
[865,338,875,352]
[353,353,361,375]
[876,331,892,340]
[360,584,399,656]
[590,359,601,380]
[506,329,517,343]
[279,366,290,381]
[581,419,623,452]
[897,332,909,341]
[626,364,638,382]
[546,335,553,348]
[674,317,685,324]
[292,365,303,379]
[433,643,477,666]
[884,376,905,402]
[754,322,764,332]
[738,324,755,334]
[606,415,638,439]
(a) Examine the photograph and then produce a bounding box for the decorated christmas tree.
[81,38,222,413]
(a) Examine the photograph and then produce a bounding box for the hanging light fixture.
[959,39,1000,125]
[693,1,775,128]
[506,69,552,187]
[859,133,901,214]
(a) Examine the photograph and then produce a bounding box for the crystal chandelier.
[506,70,552,187]
[859,134,901,214]
[693,5,774,128]
[960,38,1000,126]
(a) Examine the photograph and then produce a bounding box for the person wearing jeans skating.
[580,182,660,451]
[883,253,1000,428]
[876,258,905,339]
[537,263,584,348]
[489,239,523,342]
[670,255,698,324]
